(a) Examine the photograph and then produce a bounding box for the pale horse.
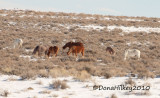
[124,49,140,60]
[13,39,23,49]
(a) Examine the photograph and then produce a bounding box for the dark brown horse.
[46,46,59,58]
[106,47,115,55]
[63,42,84,57]
[32,45,49,57]
[63,42,83,49]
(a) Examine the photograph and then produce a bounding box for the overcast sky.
[0,0,160,18]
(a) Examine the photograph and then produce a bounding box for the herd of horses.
[32,41,84,58]
[13,39,141,60]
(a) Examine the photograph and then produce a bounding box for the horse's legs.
[20,44,22,48]
[81,48,84,57]
[109,51,112,55]
[75,51,77,57]
[67,48,72,55]
[137,53,140,60]
[38,52,41,57]
[72,52,74,56]
[55,52,57,57]
[55,48,59,57]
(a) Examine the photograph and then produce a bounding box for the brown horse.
[106,47,115,55]
[63,42,84,57]
[32,45,49,57]
[63,42,83,49]
[46,46,59,58]
[68,45,84,57]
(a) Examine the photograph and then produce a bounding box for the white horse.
[124,49,140,60]
[13,39,23,49]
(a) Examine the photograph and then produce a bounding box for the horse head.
[63,42,73,49]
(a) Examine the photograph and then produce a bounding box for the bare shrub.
[49,68,69,78]
[50,80,69,90]
[125,78,136,86]
[110,94,117,98]
[36,80,43,85]
[137,69,155,79]
[74,70,91,82]
[1,90,10,97]
[2,67,12,74]
[104,72,112,79]
[40,90,51,94]
[20,70,36,80]
[27,87,34,90]
[7,77,17,81]
[52,94,59,97]
[38,69,49,77]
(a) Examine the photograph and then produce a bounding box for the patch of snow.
[0,75,159,98]
[8,22,17,25]
[126,41,152,46]
[25,49,33,52]
[108,26,160,33]
[0,14,7,16]
[19,55,37,61]
[19,15,26,18]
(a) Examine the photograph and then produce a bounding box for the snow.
[8,22,17,25]
[19,55,38,61]
[0,14,7,16]
[108,26,160,33]
[0,75,159,98]
[126,41,152,46]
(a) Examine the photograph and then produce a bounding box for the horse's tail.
[32,46,39,55]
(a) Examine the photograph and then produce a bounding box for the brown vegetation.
[0,9,160,79]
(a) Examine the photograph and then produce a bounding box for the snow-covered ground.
[108,26,160,33]
[0,74,159,98]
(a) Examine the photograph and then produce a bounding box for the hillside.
[0,9,160,98]
[0,9,160,77]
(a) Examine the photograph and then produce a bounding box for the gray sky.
[0,0,160,18]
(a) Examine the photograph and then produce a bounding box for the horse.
[32,45,49,57]
[63,41,84,57]
[106,47,115,55]
[46,46,59,58]
[67,45,84,57]
[63,42,83,49]
[13,39,23,49]
[124,49,140,60]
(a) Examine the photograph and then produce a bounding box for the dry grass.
[7,77,18,81]
[110,94,118,98]
[125,78,136,86]
[0,9,160,79]
[74,70,91,82]
[40,90,51,94]
[49,68,70,78]
[36,80,43,85]
[104,72,112,79]
[0,90,10,97]
[52,94,59,97]
[50,80,70,90]
[27,87,34,90]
